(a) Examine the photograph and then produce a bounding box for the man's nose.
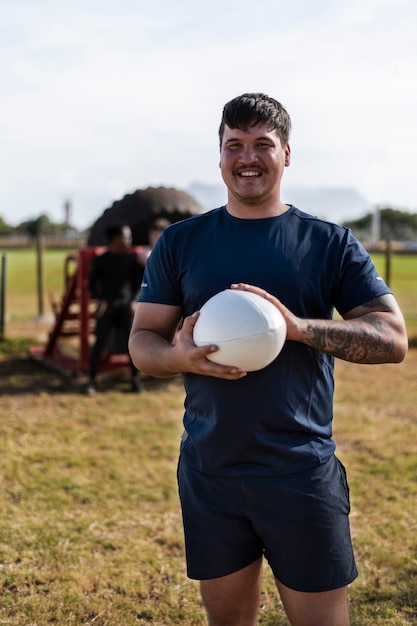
[239,145,258,163]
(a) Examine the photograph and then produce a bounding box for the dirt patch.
[0,355,77,395]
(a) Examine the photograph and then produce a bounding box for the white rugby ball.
[193,289,286,371]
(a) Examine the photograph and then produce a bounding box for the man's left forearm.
[298,311,407,364]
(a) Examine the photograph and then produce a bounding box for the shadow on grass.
[351,579,417,625]
[0,351,180,397]
[0,355,78,395]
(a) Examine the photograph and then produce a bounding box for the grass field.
[0,247,416,625]
[1,247,417,337]
[371,253,417,339]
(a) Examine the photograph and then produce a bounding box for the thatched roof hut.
[87,186,204,246]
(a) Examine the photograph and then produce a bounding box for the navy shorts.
[177,450,358,592]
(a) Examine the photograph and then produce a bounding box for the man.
[86,224,143,395]
[128,94,408,625]
[138,217,171,267]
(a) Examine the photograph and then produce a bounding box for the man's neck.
[109,244,127,254]
[225,197,290,219]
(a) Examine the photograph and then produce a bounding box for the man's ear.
[284,144,291,167]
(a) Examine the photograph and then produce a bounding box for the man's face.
[219,123,290,207]
[121,226,132,248]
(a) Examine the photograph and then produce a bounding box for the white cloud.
[0,0,416,228]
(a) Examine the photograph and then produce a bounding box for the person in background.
[138,217,172,267]
[86,224,143,395]
[128,93,408,625]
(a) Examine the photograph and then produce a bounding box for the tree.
[344,207,417,242]
[15,214,68,237]
[0,216,13,236]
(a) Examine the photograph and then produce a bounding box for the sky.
[1,0,416,230]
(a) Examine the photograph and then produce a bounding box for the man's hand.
[230,282,408,364]
[129,301,247,379]
[230,283,296,338]
[174,312,247,380]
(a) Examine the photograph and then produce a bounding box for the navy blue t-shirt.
[139,206,391,476]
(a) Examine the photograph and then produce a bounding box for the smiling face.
[219,123,291,218]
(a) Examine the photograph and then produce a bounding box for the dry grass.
[0,361,196,625]
[0,247,416,624]
[0,345,416,625]
[334,354,417,625]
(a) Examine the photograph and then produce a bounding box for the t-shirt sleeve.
[138,232,183,306]
[131,255,144,299]
[333,230,392,316]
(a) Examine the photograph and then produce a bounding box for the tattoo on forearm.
[306,313,395,364]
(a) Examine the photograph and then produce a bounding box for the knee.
[204,606,258,626]
[201,586,259,626]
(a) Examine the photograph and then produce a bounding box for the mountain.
[188,182,370,225]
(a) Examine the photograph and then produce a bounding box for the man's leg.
[200,558,263,626]
[86,315,110,393]
[276,579,350,626]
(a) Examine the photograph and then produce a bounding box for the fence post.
[0,254,6,339]
[36,234,45,317]
[384,237,392,288]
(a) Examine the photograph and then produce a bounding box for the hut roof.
[87,186,205,246]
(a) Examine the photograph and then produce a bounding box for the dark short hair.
[104,223,128,242]
[218,93,291,148]
[148,218,171,232]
